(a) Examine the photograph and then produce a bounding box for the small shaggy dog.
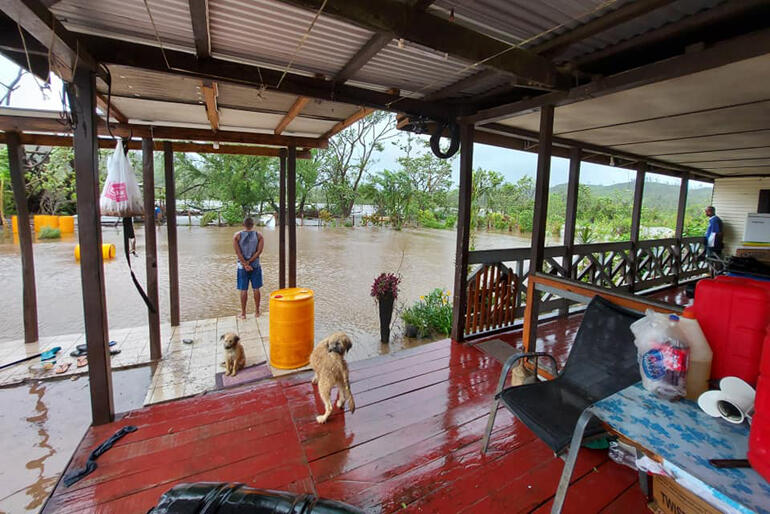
[221,332,246,376]
[310,332,355,424]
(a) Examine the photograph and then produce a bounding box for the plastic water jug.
[679,308,713,401]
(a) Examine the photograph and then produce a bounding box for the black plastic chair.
[481,295,642,455]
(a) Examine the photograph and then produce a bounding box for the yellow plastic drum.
[11,215,18,233]
[269,288,314,369]
[33,214,46,232]
[59,216,75,233]
[75,243,116,261]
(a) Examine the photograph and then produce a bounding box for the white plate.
[697,390,723,417]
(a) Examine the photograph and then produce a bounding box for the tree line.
[0,110,710,241]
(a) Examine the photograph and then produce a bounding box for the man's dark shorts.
[237,266,263,290]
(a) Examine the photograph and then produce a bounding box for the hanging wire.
[275,0,329,89]
[143,0,172,69]
[384,0,618,109]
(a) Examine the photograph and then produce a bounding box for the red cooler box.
[692,277,770,386]
[749,329,770,482]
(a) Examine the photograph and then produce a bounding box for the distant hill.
[550,180,712,210]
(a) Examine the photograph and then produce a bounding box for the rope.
[275,0,329,89]
[385,0,618,109]
[143,0,172,69]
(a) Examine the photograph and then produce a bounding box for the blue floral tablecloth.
[593,382,770,514]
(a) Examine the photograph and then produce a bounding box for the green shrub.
[200,211,217,227]
[344,220,353,228]
[38,226,61,239]
[222,204,244,226]
[401,288,452,338]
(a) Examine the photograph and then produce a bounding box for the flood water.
[0,224,535,347]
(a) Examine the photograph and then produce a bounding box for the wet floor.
[0,367,151,513]
[0,225,538,348]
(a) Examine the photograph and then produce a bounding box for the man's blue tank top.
[238,230,259,268]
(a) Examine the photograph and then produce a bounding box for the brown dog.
[221,332,246,376]
[309,332,355,424]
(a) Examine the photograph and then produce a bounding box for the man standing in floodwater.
[704,205,723,258]
[233,217,264,318]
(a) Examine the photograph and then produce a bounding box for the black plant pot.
[378,293,394,343]
[405,324,418,338]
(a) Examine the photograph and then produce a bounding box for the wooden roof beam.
[334,32,392,83]
[188,0,211,59]
[0,115,328,148]
[95,93,128,124]
[278,0,569,90]
[462,28,770,125]
[65,33,450,121]
[531,0,678,58]
[0,0,98,80]
[0,132,314,157]
[322,107,375,139]
[200,80,219,131]
[274,96,310,135]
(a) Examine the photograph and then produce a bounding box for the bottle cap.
[669,314,680,321]
[681,307,697,319]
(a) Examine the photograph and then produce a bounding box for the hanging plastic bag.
[100,141,143,217]
[630,310,689,400]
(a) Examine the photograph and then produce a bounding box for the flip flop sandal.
[76,341,117,353]
[183,338,194,345]
[77,357,88,368]
[70,349,87,357]
[43,361,55,370]
[110,349,121,356]
[55,362,70,374]
[41,347,62,361]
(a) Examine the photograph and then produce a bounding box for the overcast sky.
[1,55,710,189]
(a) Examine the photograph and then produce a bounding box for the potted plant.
[371,273,401,343]
[401,306,420,338]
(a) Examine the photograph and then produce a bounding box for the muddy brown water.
[0,225,537,347]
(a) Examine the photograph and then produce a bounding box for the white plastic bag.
[630,310,689,400]
[100,141,144,217]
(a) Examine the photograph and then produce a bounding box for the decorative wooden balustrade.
[464,236,707,338]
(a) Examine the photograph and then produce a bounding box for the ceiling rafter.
[95,93,129,124]
[200,80,219,131]
[274,96,310,135]
[322,107,374,139]
[188,0,211,59]
[278,0,568,90]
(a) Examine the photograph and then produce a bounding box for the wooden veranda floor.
[42,317,649,513]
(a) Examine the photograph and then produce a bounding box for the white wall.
[712,177,770,252]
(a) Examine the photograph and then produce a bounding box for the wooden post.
[279,148,287,289]
[523,104,555,351]
[629,166,646,292]
[6,131,38,343]
[287,145,297,288]
[66,70,114,425]
[143,138,161,359]
[164,141,180,326]
[674,173,689,286]
[450,123,474,343]
[560,146,581,316]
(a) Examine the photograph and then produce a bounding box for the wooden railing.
[463,236,707,338]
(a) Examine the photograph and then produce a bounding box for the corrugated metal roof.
[52,0,195,52]
[209,0,374,77]
[354,40,478,96]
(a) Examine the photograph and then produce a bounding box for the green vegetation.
[38,226,61,239]
[401,289,453,338]
[0,110,711,241]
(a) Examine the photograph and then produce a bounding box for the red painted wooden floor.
[43,318,650,513]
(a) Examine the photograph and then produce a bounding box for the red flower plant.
[370,273,401,300]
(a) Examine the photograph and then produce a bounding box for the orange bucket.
[11,215,18,233]
[269,288,314,369]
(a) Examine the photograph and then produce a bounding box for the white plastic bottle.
[678,308,713,401]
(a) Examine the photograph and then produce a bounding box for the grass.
[38,226,61,239]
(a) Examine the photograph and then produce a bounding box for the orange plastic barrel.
[11,215,18,233]
[75,243,116,261]
[33,214,46,231]
[269,288,314,369]
[59,216,75,233]
[44,215,59,229]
